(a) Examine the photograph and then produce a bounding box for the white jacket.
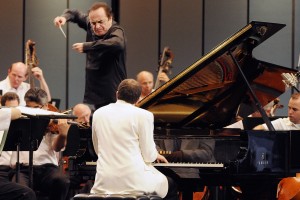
[91,100,168,198]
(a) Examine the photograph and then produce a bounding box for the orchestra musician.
[10,88,70,200]
[0,92,20,189]
[136,70,169,102]
[65,103,93,195]
[53,2,127,110]
[72,103,92,126]
[0,62,51,106]
[231,93,300,199]
[0,92,20,107]
[91,79,179,200]
[253,93,300,130]
[0,107,36,200]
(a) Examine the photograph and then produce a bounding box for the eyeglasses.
[91,19,108,26]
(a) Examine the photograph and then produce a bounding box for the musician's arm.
[182,140,215,162]
[32,67,52,101]
[0,108,21,130]
[39,78,51,102]
[52,120,70,151]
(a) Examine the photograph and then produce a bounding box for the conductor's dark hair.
[88,2,113,19]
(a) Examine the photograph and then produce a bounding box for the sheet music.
[17,106,65,116]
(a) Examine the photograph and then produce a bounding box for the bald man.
[0,62,51,106]
[72,103,92,126]
[136,71,169,101]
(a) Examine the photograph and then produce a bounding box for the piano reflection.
[136,21,299,199]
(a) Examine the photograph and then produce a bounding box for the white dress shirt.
[0,76,30,106]
[0,108,11,130]
[0,108,12,165]
[262,117,300,130]
[10,132,59,167]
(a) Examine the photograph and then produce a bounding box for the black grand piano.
[136,21,300,199]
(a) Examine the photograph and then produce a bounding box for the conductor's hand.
[72,43,84,53]
[53,16,66,27]
[165,151,183,163]
[156,153,168,163]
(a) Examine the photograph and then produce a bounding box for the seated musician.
[0,92,20,107]
[253,93,300,130]
[0,101,36,200]
[0,62,52,106]
[91,79,178,200]
[226,98,282,129]
[0,92,20,187]
[72,103,92,127]
[66,103,93,195]
[136,70,169,101]
[250,93,300,199]
[10,88,70,200]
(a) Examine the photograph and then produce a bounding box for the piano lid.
[136,21,297,129]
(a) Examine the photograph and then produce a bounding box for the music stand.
[3,117,49,187]
[2,106,77,188]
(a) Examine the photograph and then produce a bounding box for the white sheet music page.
[16,106,65,116]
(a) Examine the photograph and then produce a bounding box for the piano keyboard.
[152,162,224,168]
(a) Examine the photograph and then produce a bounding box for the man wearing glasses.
[54,2,127,110]
[10,88,70,200]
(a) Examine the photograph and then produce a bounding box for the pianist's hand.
[165,151,183,163]
[156,154,168,163]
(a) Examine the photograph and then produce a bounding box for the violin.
[154,47,174,90]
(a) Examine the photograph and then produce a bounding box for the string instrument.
[154,47,174,90]
[25,39,61,133]
[269,98,283,117]
[25,39,39,88]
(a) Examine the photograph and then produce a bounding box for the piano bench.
[72,193,163,200]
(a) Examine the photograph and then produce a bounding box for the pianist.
[91,79,178,200]
[254,93,300,130]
